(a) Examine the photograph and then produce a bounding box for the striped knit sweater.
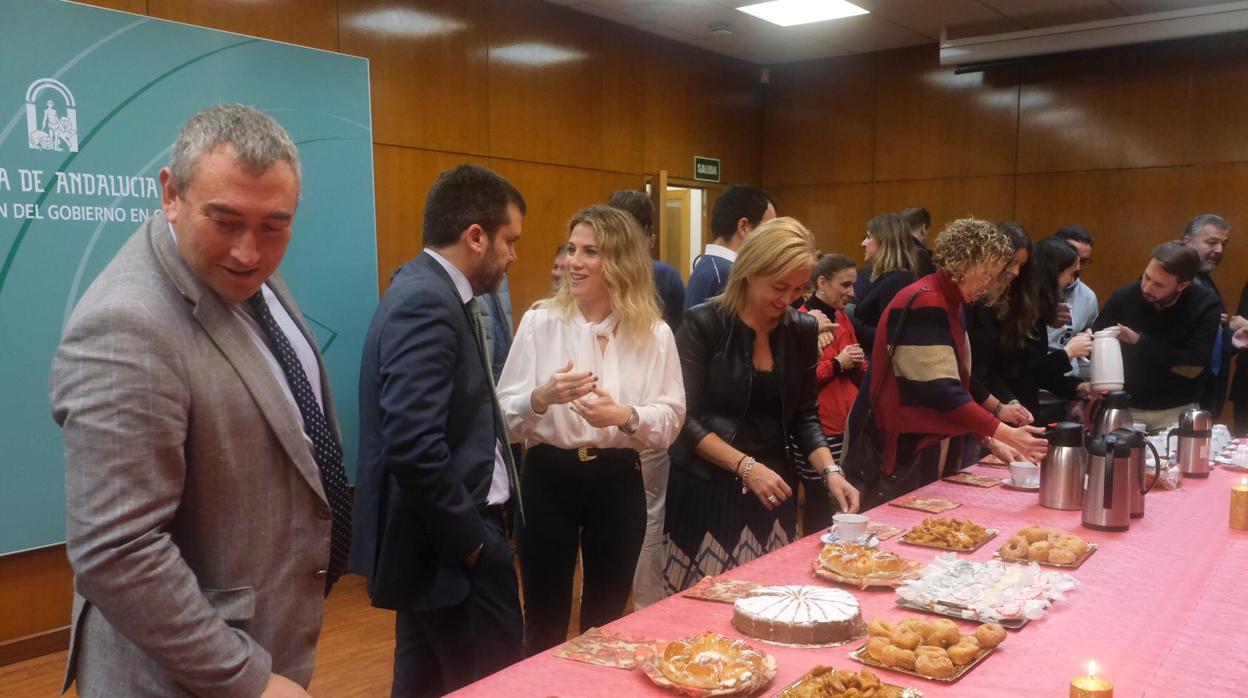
[861,272,1001,475]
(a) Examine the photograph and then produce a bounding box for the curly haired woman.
[841,218,1049,508]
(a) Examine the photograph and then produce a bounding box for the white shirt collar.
[424,248,473,304]
[703,243,737,262]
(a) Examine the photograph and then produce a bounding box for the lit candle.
[1070,660,1113,698]
[1231,478,1248,531]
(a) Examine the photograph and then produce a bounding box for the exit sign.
[694,156,721,182]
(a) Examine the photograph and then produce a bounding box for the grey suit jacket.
[51,212,338,697]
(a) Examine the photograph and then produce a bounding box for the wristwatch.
[821,464,844,478]
[620,407,640,435]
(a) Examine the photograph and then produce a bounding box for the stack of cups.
[1212,424,1232,453]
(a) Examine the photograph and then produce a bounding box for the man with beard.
[350,164,526,697]
[1094,241,1221,431]
[1182,214,1235,415]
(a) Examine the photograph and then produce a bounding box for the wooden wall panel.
[339,0,490,154]
[147,0,337,51]
[372,145,489,293]
[1187,36,1248,165]
[644,40,763,184]
[1181,164,1248,309]
[487,159,640,318]
[1014,168,1187,301]
[486,1,643,173]
[872,46,1018,181]
[770,184,874,259]
[1016,47,1190,174]
[0,547,72,646]
[873,176,1015,234]
[763,56,875,187]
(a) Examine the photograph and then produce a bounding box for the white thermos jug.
[1091,330,1124,392]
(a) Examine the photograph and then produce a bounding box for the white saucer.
[1002,481,1040,492]
[820,532,879,547]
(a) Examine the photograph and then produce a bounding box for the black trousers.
[391,510,522,698]
[518,444,646,655]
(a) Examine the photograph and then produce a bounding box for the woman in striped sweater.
[842,218,1049,509]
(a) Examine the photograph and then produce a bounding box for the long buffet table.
[450,463,1248,697]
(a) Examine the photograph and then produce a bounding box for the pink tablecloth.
[450,465,1248,697]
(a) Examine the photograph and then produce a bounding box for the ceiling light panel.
[737,0,868,27]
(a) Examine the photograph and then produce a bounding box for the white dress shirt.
[425,249,511,506]
[496,306,686,451]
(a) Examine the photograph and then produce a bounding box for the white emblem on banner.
[26,78,79,153]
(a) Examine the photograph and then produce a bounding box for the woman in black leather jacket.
[662,218,860,594]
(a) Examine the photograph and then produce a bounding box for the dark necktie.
[248,291,351,592]
[467,298,524,520]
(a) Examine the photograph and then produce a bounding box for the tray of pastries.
[994,525,1097,569]
[899,517,997,552]
[636,631,777,696]
[772,665,923,697]
[812,542,923,590]
[848,617,1006,683]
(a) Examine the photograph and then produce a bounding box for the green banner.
[0,0,377,555]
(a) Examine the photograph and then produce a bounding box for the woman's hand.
[569,387,631,429]
[994,423,1047,463]
[744,460,793,511]
[1065,331,1093,359]
[983,436,1022,464]
[824,472,861,513]
[836,343,866,369]
[530,361,596,414]
[997,402,1033,426]
[807,308,835,335]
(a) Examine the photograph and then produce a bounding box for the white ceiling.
[542,0,1233,64]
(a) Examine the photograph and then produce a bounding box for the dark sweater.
[968,304,1081,415]
[1093,281,1222,410]
[852,270,916,348]
[652,259,686,330]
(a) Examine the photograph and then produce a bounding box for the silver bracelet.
[738,457,756,494]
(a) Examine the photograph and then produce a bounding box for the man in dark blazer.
[350,164,526,697]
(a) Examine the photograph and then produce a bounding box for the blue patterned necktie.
[467,298,524,520]
[248,291,351,593]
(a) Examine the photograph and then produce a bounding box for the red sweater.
[810,308,866,436]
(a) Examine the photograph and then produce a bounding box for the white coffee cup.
[831,513,869,542]
[1009,461,1040,488]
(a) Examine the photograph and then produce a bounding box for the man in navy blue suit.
[607,189,685,330]
[684,184,776,309]
[350,164,526,697]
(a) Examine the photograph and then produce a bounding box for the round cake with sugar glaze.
[731,585,865,646]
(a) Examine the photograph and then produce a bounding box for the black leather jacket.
[670,302,828,480]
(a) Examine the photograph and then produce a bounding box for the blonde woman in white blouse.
[497,205,686,655]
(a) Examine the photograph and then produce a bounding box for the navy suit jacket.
[350,251,500,612]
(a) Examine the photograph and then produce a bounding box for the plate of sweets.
[994,525,1097,569]
[894,554,1077,627]
[848,616,1006,683]
[899,517,996,552]
[812,542,923,590]
[773,665,923,697]
[635,631,776,696]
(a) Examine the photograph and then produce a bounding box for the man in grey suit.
[50,104,347,697]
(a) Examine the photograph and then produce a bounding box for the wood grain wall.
[0,0,763,657]
[764,35,1248,312]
